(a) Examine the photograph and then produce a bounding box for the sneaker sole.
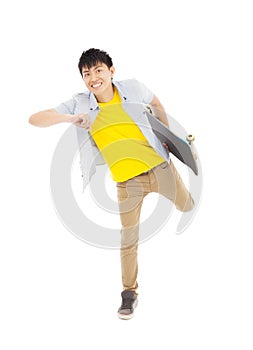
[118,299,138,320]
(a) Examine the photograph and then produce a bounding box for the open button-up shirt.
[55,79,170,189]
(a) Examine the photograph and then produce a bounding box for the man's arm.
[149,95,169,127]
[29,108,91,129]
[149,95,170,152]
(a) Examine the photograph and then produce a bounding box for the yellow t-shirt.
[90,88,165,182]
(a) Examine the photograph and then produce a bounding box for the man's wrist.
[64,114,74,123]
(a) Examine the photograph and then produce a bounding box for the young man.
[29,48,194,320]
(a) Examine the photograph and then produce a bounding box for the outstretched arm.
[29,109,91,129]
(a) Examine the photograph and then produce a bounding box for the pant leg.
[116,177,147,294]
[152,161,194,212]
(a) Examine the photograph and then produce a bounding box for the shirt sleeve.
[135,80,154,104]
[54,98,76,114]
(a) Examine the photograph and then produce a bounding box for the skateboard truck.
[186,134,197,160]
[186,134,195,144]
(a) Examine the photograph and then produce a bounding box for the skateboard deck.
[146,108,198,175]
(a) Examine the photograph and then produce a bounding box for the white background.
[1,0,253,349]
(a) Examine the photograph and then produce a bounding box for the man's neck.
[95,84,114,103]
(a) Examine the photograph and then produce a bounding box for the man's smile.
[91,82,102,88]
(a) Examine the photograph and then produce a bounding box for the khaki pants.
[116,161,194,294]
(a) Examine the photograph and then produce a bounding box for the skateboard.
[145,107,198,175]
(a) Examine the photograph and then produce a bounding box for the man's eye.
[96,69,102,73]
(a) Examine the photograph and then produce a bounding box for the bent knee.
[177,195,195,212]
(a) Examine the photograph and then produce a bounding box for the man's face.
[82,62,115,96]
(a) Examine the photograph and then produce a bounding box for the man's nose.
[90,71,97,81]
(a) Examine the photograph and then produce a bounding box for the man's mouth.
[91,82,102,88]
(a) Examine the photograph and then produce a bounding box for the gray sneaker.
[118,290,138,320]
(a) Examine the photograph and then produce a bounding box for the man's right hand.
[70,114,92,130]
[29,109,92,129]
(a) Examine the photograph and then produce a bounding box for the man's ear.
[110,66,115,78]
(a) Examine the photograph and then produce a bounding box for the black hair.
[78,48,113,76]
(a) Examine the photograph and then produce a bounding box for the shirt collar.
[113,81,128,102]
[88,81,128,111]
[88,91,99,111]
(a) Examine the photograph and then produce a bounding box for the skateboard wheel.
[186,134,195,143]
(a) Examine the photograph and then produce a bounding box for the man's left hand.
[163,142,170,152]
